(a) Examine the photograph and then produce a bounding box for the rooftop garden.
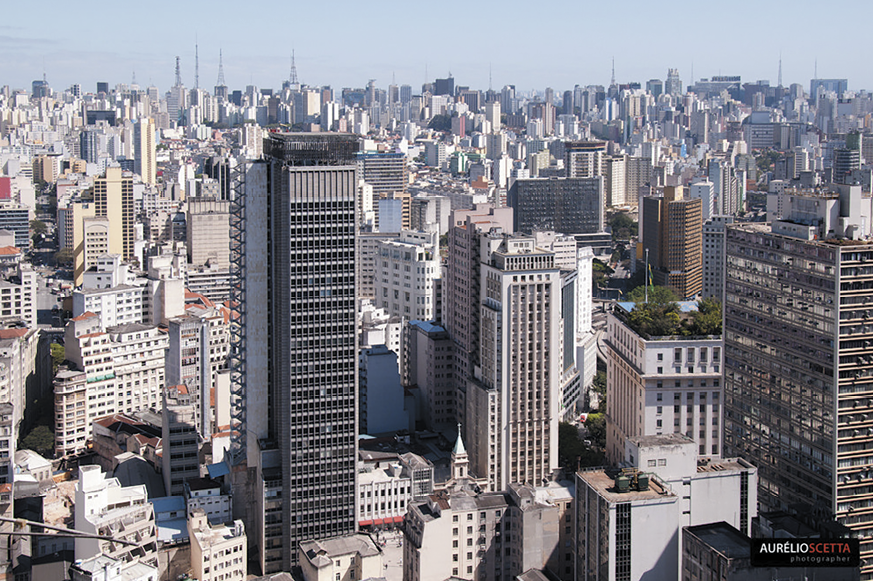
[619,286,722,338]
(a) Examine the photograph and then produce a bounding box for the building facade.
[233,133,360,572]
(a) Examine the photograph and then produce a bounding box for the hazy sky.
[2,0,869,95]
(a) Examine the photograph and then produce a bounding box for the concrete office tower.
[403,481,575,581]
[187,197,230,269]
[409,195,450,237]
[467,236,562,490]
[564,141,606,178]
[604,155,627,207]
[665,68,682,96]
[604,301,724,465]
[723,191,873,576]
[231,133,359,573]
[640,186,702,299]
[162,384,201,496]
[509,177,604,235]
[134,117,156,185]
[166,315,217,439]
[404,320,454,431]
[373,230,440,320]
[485,101,501,132]
[357,152,408,198]
[444,205,514,431]
[688,180,715,222]
[0,205,31,252]
[576,435,757,581]
[359,345,411,435]
[701,216,734,300]
[486,132,507,161]
[74,465,158,566]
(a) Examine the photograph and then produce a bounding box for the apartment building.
[188,508,246,581]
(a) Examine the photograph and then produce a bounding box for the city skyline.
[1,0,869,93]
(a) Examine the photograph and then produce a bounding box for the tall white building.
[187,508,247,581]
[373,231,440,321]
[467,235,563,490]
[689,180,715,222]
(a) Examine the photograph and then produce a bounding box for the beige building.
[135,117,156,186]
[641,185,702,299]
[72,168,134,286]
[467,235,563,490]
[188,508,247,581]
[403,480,574,581]
[604,302,723,465]
[298,534,383,581]
[186,197,230,269]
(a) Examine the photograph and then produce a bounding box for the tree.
[608,213,638,240]
[685,298,722,336]
[30,220,47,236]
[20,425,53,458]
[55,248,73,266]
[585,413,606,450]
[51,343,65,375]
[625,285,678,305]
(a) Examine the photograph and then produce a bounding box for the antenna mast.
[174,56,182,87]
[217,49,226,86]
[195,40,200,89]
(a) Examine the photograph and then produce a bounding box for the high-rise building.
[701,216,733,300]
[723,190,873,576]
[444,205,514,432]
[134,117,156,185]
[564,141,606,178]
[373,230,440,320]
[357,152,408,198]
[665,68,682,97]
[186,197,230,269]
[466,235,564,490]
[162,384,201,496]
[87,167,134,272]
[232,133,359,573]
[640,186,702,299]
[509,177,604,235]
[604,301,723,464]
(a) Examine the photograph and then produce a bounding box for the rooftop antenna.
[216,49,226,86]
[425,62,428,84]
[132,70,137,86]
[392,71,396,85]
[174,56,182,87]
[195,37,200,89]
[489,62,492,92]
[611,57,615,85]
[690,60,693,85]
[778,52,782,88]
[289,50,299,89]
[814,57,818,80]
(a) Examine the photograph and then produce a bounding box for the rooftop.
[685,522,751,560]
[578,468,675,503]
[300,533,381,568]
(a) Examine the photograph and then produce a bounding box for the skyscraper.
[134,117,156,185]
[640,186,702,299]
[232,133,359,573]
[723,186,873,577]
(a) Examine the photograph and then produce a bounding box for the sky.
[1,0,870,96]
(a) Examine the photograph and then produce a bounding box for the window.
[656,419,663,428]
[453,515,459,522]
[656,393,663,402]
[687,392,694,402]
[656,406,662,414]
[657,353,663,361]
[648,459,657,467]
[658,458,666,466]
[674,348,682,362]
[467,513,473,521]
[657,367,663,374]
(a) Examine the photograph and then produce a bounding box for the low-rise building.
[188,508,246,581]
[184,477,232,526]
[357,450,433,529]
[298,534,383,581]
[72,285,144,330]
[403,479,575,581]
[74,465,158,566]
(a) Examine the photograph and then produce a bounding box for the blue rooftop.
[616,300,699,314]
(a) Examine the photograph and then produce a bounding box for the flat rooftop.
[578,469,675,503]
[685,522,750,560]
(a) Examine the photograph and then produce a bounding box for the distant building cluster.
[0,61,868,581]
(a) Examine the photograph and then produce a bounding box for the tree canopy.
[626,285,678,305]
[623,296,722,337]
[427,115,452,132]
[608,213,638,240]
